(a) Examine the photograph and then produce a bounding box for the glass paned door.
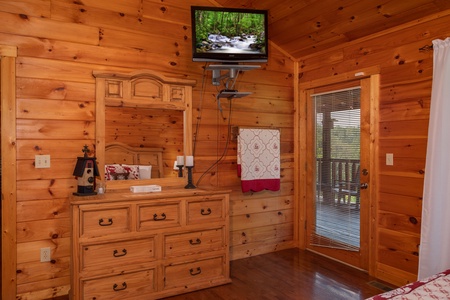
[304,75,376,271]
[311,88,361,251]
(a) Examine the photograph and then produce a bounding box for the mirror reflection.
[104,106,184,180]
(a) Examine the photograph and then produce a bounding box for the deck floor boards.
[315,202,360,247]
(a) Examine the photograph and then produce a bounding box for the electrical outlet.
[40,247,51,262]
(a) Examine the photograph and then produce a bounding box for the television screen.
[191,6,268,63]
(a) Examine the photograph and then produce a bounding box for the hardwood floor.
[9,248,392,299]
[164,248,392,300]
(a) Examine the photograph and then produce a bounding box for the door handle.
[360,183,368,189]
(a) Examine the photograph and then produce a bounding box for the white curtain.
[418,37,450,279]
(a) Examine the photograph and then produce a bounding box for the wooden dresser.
[70,188,231,299]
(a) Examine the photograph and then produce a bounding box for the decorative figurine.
[73,145,100,196]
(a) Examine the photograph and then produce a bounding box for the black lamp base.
[184,182,196,189]
[176,165,183,177]
[184,166,196,189]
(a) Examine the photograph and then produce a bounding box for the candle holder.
[176,165,183,177]
[184,166,196,189]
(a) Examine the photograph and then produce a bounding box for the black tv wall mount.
[206,64,260,98]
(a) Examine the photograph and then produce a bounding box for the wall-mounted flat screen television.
[191,6,269,63]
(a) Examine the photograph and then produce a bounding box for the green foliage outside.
[194,10,266,45]
[316,125,360,160]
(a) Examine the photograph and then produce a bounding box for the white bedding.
[367,269,450,299]
[105,164,151,180]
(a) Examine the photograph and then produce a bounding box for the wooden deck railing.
[316,158,360,208]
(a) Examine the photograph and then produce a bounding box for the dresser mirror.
[94,70,196,189]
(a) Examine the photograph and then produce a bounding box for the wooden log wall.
[0,0,294,298]
[298,11,450,286]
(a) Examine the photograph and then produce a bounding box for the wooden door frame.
[296,66,380,275]
[1,44,18,299]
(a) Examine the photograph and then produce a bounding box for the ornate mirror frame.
[93,70,196,189]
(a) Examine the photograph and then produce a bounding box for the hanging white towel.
[237,128,280,192]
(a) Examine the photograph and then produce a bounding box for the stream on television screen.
[200,34,265,54]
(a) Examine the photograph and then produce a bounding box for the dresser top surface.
[70,187,231,205]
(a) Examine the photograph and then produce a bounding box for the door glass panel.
[311,88,361,251]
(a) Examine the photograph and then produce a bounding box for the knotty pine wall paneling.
[0,0,295,298]
[298,11,450,286]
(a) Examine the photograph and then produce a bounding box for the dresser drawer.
[81,238,156,273]
[138,202,180,230]
[164,228,224,258]
[80,205,131,238]
[187,198,224,224]
[164,256,226,290]
[82,269,155,300]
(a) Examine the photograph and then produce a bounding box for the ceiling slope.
[213,0,450,60]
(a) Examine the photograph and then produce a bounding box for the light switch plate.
[386,153,394,166]
[35,155,51,168]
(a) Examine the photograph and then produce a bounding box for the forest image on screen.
[194,9,267,56]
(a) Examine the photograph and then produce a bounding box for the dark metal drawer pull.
[189,267,202,276]
[153,213,166,221]
[201,208,212,215]
[113,249,127,257]
[99,218,113,226]
[113,282,127,291]
[189,238,202,245]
